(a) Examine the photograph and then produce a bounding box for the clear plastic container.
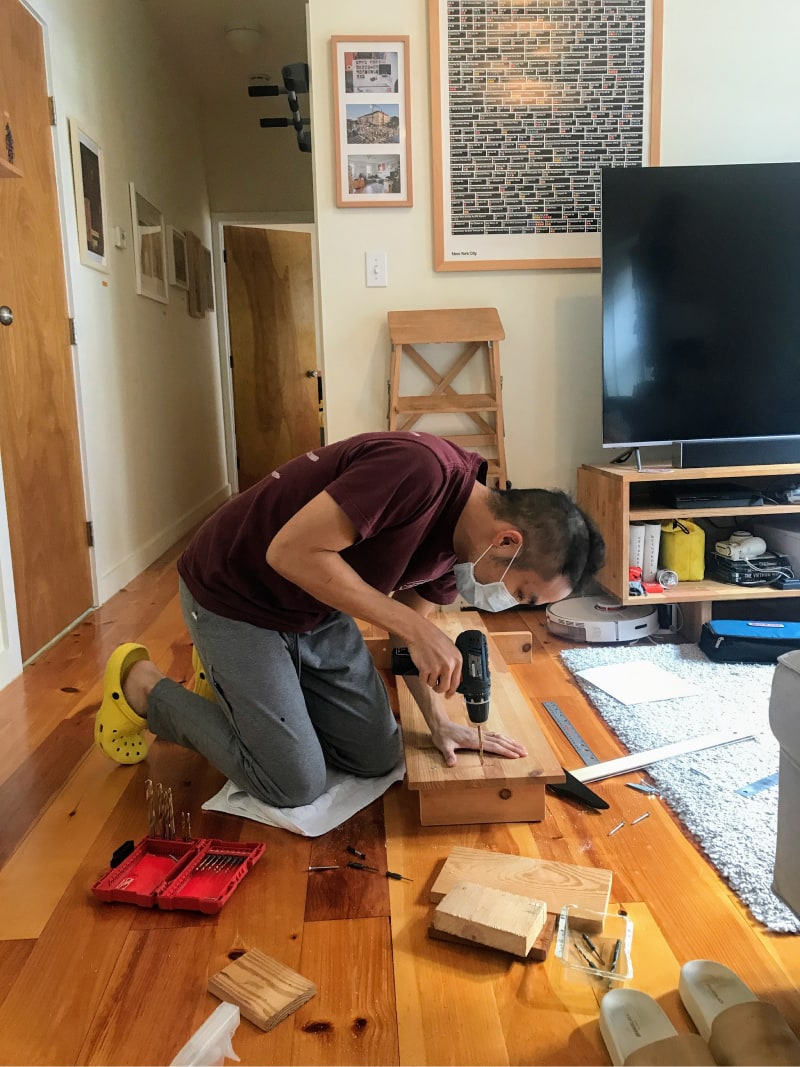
[554,905,634,982]
[170,1002,241,1066]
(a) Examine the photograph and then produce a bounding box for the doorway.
[214,222,324,492]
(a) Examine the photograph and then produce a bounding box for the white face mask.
[453,543,522,612]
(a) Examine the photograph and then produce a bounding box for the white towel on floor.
[202,758,406,837]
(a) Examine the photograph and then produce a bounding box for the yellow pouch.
[659,519,705,581]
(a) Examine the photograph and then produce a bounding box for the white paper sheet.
[202,758,406,837]
[576,660,702,706]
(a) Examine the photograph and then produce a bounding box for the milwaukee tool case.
[700,620,800,664]
[92,836,265,913]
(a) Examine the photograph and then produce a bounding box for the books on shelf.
[629,522,645,570]
[642,522,661,582]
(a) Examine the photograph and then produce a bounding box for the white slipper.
[680,959,800,1065]
[600,988,715,1066]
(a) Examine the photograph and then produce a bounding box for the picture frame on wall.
[68,119,108,272]
[129,183,168,303]
[202,246,214,311]
[429,0,664,271]
[167,225,189,290]
[331,35,412,208]
[185,230,206,318]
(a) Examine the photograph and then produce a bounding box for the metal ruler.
[542,700,599,766]
[736,771,779,798]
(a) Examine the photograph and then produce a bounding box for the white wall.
[32,0,229,603]
[306,0,800,492]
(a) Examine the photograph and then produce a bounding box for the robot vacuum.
[546,595,659,644]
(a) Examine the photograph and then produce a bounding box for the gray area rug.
[560,642,800,933]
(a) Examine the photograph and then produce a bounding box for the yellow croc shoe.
[191,646,216,703]
[95,643,151,764]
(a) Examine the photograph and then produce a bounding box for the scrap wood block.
[398,612,563,827]
[432,880,547,957]
[207,947,316,1032]
[429,908,557,962]
[430,846,613,933]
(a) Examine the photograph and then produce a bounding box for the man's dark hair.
[488,488,605,594]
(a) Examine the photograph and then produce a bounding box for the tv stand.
[611,447,644,471]
[577,461,800,641]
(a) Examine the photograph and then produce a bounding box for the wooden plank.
[400,612,563,792]
[417,778,545,826]
[387,307,505,345]
[432,880,547,957]
[429,910,557,962]
[488,630,533,664]
[305,798,390,920]
[208,947,317,1031]
[430,846,613,921]
[363,634,392,670]
[293,917,399,1066]
[0,939,34,1011]
[80,926,220,1065]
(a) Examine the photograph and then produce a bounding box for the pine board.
[430,846,613,923]
[401,612,562,787]
[208,948,316,1032]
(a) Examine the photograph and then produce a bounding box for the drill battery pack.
[92,836,265,913]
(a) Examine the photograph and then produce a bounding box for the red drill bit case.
[92,837,265,914]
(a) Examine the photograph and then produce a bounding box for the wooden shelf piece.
[397,611,563,826]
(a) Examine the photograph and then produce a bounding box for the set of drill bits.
[193,853,245,874]
[145,779,192,840]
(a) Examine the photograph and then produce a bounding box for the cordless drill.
[391,629,491,763]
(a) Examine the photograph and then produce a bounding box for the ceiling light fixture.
[224,24,265,55]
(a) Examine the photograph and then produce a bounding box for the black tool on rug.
[547,769,609,810]
[539,700,609,809]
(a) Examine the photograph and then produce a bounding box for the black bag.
[700,619,800,664]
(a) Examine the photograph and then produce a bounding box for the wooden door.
[0,0,93,661]
[223,226,321,490]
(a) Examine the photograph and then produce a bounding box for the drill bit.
[477,723,484,765]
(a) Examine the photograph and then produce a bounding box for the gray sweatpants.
[147,579,401,807]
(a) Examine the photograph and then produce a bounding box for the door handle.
[306,369,319,378]
[0,306,13,326]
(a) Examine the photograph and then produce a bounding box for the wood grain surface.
[0,542,798,1064]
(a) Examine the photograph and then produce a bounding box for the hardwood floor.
[0,539,798,1065]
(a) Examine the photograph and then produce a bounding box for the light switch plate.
[366,250,388,287]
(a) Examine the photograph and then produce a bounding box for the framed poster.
[167,225,189,290]
[129,183,168,303]
[331,36,413,207]
[185,230,206,318]
[68,119,108,272]
[430,0,664,271]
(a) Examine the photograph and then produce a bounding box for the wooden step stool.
[387,307,509,487]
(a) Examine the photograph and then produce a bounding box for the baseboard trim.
[97,484,231,604]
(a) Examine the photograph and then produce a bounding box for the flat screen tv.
[601,161,800,465]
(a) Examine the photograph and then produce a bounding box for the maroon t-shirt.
[177,431,485,632]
